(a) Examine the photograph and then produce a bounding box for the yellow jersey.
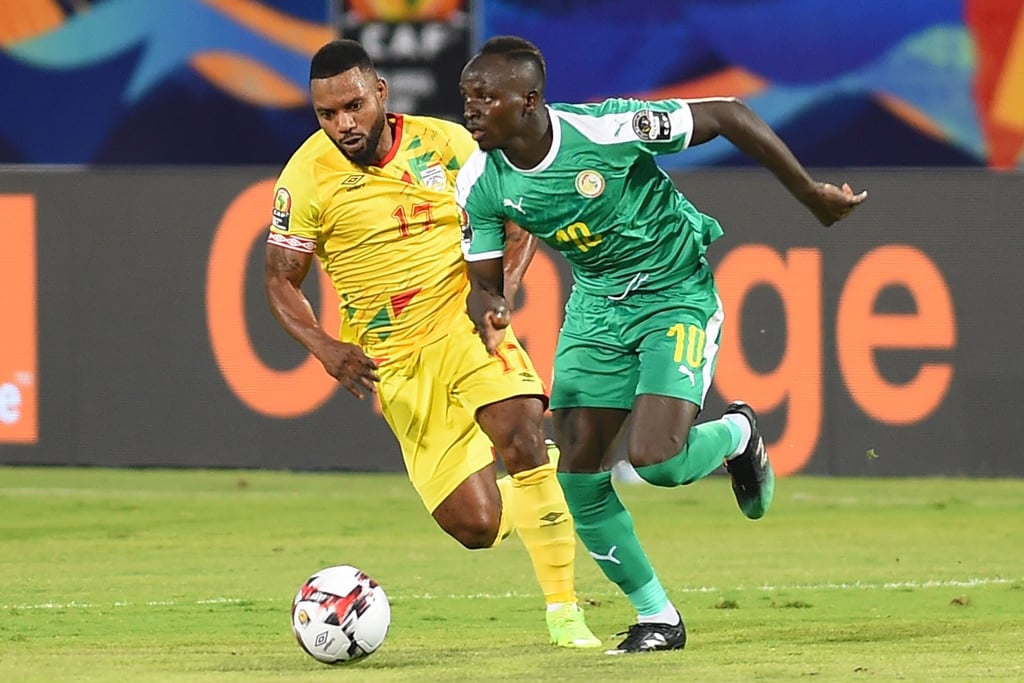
[268,114,478,364]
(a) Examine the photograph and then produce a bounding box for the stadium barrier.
[1,168,1020,476]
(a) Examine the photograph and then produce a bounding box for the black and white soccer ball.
[291,565,391,664]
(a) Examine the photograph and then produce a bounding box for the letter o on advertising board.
[206,180,339,417]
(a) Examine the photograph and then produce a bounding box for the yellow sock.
[492,475,517,545]
[504,462,577,605]
[491,442,558,546]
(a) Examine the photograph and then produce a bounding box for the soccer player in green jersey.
[455,36,867,654]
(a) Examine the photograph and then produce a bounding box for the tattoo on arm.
[268,246,305,274]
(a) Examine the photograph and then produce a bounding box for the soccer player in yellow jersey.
[263,39,600,649]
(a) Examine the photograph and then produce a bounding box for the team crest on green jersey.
[575,170,605,198]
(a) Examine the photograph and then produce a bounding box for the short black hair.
[309,40,376,81]
[477,35,546,90]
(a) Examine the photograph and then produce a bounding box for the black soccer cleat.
[723,401,775,520]
[604,614,687,655]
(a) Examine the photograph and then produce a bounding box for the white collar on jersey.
[499,105,561,174]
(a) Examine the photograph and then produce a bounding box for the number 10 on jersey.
[555,222,602,252]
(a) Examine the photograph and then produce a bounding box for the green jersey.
[456,98,724,297]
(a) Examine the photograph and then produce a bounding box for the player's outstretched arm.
[465,258,510,356]
[264,242,379,398]
[688,98,867,226]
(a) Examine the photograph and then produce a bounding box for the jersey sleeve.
[455,150,506,262]
[267,157,320,254]
[557,98,695,156]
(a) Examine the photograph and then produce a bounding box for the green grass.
[1,468,1022,682]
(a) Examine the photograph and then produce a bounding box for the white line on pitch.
[3,576,1020,611]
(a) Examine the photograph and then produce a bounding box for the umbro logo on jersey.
[340,174,366,191]
[502,196,526,214]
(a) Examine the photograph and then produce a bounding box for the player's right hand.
[805,181,868,226]
[467,289,510,355]
[317,340,380,399]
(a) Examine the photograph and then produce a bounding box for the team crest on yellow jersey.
[575,170,605,198]
[421,163,447,191]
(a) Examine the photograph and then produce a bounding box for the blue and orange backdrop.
[1,0,1022,168]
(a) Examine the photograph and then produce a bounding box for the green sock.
[557,471,668,616]
[635,419,740,487]
[626,574,672,619]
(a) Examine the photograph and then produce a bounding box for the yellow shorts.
[377,317,546,512]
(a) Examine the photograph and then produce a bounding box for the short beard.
[341,114,386,166]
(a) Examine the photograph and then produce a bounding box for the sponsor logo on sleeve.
[631,110,672,141]
[459,206,473,245]
[272,187,291,230]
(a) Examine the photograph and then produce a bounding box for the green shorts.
[549,265,724,411]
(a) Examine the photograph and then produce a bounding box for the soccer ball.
[290,565,391,664]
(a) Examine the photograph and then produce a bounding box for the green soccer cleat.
[723,401,775,520]
[546,604,602,648]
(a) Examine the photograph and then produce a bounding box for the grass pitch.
[1,467,1022,682]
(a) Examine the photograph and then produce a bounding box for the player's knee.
[629,430,689,467]
[495,430,547,474]
[444,513,501,550]
[630,449,670,468]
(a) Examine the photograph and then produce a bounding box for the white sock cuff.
[722,413,751,459]
[637,603,680,626]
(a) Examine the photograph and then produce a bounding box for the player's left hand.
[805,181,868,226]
